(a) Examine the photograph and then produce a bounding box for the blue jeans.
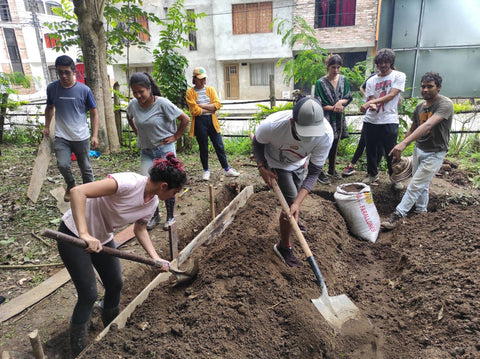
[194,115,229,171]
[54,137,94,188]
[396,147,446,216]
[139,143,176,176]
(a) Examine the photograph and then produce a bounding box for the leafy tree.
[0,72,31,145]
[274,16,328,91]
[152,0,205,108]
[43,0,162,153]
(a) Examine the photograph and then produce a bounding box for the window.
[232,2,272,35]
[45,1,61,15]
[0,0,12,21]
[24,0,45,14]
[137,16,150,42]
[250,63,274,86]
[4,28,24,73]
[187,9,197,51]
[44,33,60,48]
[315,0,356,28]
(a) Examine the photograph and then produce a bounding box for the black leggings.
[58,222,123,325]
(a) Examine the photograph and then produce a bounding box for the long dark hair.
[129,72,162,96]
[149,152,186,189]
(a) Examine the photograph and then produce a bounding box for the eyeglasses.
[57,70,73,76]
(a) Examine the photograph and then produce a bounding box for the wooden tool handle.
[271,182,313,258]
[42,228,161,267]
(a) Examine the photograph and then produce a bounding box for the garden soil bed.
[1,151,479,358]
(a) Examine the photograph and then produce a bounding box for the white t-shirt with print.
[364,70,406,125]
[255,110,333,171]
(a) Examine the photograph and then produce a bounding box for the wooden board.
[27,121,54,203]
[0,268,70,323]
[113,224,135,248]
[50,186,70,214]
[94,185,254,342]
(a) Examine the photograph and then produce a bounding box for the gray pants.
[54,137,94,188]
[275,166,305,204]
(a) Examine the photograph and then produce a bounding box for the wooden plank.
[0,268,70,323]
[113,224,135,248]
[94,185,254,341]
[27,121,54,203]
[178,185,254,264]
[50,186,70,214]
[168,221,178,260]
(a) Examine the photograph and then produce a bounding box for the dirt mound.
[83,190,480,359]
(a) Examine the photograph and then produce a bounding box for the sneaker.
[64,185,75,202]
[362,174,379,185]
[381,212,403,231]
[392,182,404,191]
[202,170,210,181]
[297,222,307,233]
[273,243,303,267]
[342,165,356,177]
[147,213,161,230]
[225,168,240,177]
[163,217,176,231]
[317,171,330,185]
[327,171,342,180]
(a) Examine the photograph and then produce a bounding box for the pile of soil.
[84,177,479,358]
[1,150,479,358]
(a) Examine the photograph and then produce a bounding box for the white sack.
[334,183,380,243]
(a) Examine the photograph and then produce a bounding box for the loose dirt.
[1,150,479,359]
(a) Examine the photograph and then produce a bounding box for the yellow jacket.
[186,86,222,138]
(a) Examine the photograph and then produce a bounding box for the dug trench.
[79,173,479,358]
[2,165,479,358]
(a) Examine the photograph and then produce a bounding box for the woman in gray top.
[127,72,190,230]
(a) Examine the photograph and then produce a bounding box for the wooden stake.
[28,329,45,359]
[209,185,215,220]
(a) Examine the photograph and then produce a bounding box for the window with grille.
[232,2,272,34]
[187,9,197,51]
[0,0,12,21]
[250,63,274,86]
[315,0,356,28]
[4,28,23,73]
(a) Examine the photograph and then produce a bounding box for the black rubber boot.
[70,321,88,358]
[101,306,119,327]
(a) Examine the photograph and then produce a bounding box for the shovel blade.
[311,293,360,331]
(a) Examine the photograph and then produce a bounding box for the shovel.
[271,181,361,331]
[42,228,198,283]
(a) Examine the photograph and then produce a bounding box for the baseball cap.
[193,67,207,79]
[292,97,325,137]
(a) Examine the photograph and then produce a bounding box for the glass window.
[315,0,356,28]
[0,0,12,21]
[45,1,61,15]
[250,63,274,86]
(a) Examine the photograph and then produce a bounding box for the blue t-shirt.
[46,80,97,141]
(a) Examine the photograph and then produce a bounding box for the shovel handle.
[42,228,162,268]
[271,182,329,295]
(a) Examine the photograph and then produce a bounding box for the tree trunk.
[73,0,120,154]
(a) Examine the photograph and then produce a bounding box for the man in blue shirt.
[42,55,99,202]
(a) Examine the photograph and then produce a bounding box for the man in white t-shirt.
[251,97,333,267]
[360,48,406,189]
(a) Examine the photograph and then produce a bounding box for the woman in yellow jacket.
[186,67,240,181]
